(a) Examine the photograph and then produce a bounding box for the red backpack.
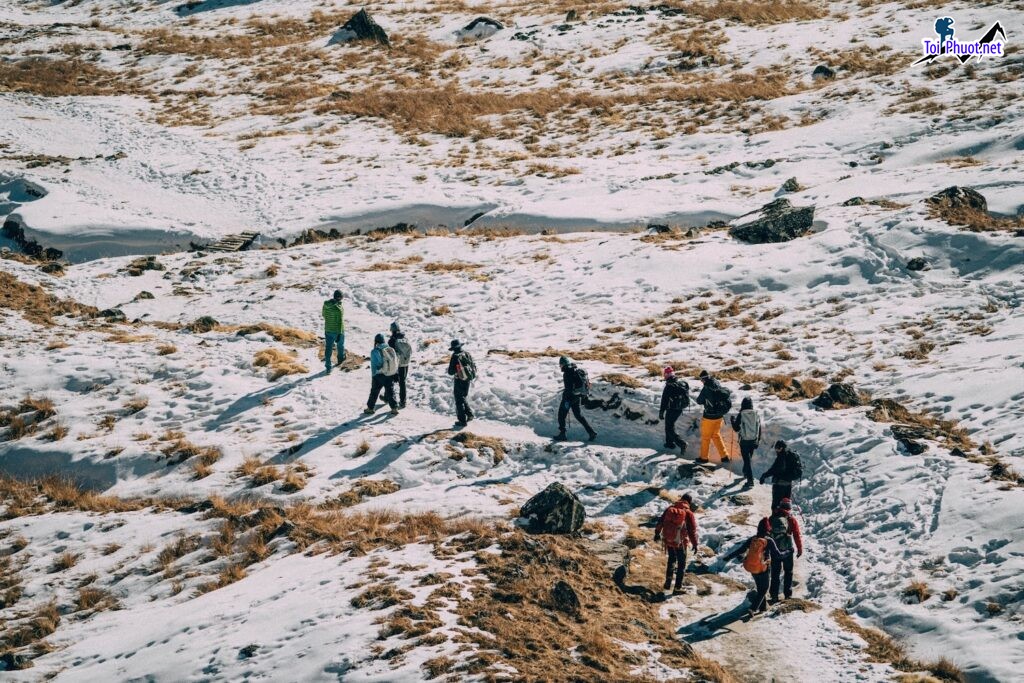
[661,505,690,548]
[743,537,769,574]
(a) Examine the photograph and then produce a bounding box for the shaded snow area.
[2,0,1024,681]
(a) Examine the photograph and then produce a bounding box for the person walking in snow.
[695,370,732,463]
[322,289,345,374]
[554,356,597,442]
[760,440,803,510]
[659,366,689,454]
[730,397,761,488]
[365,333,399,415]
[758,497,803,603]
[446,339,476,427]
[724,526,792,617]
[387,321,413,409]
[654,493,699,594]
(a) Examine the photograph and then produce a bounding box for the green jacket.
[322,299,344,333]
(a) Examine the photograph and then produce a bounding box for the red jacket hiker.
[655,499,699,550]
[757,508,803,556]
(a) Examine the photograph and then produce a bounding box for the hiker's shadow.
[268,411,393,465]
[613,566,666,604]
[205,372,321,430]
[677,601,751,643]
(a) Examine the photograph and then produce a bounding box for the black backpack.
[707,384,732,416]
[785,450,804,480]
[667,381,690,411]
[572,366,591,396]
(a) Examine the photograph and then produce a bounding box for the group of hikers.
[323,289,808,616]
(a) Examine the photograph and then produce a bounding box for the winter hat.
[449,339,462,351]
[699,369,710,381]
[333,289,343,300]
[374,333,385,345]
[559,355,572,368]
[741,397,753,410]
[777,498,792,512]
[663,366,675,379]
[390,321,400,333]
[774,440,787,451]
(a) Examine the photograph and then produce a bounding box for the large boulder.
[458,17,503,41]
[925,186,987,212]
[812,64,836,80]
[520,482,585,534]
[329,9,389,47]
[550,580,581,615]
[729,198,815,244]
[812,382,864,409]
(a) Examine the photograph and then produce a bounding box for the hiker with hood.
[365,333,399,415]
[654,493,699,593]
[760,440,803,509]
[730,397,762,488]
[695,370,732,463]
[723,525,792,616]
[555,356,597,442]
[757,497,803,602]
[446,339,476,427]
[322,289,345,374]
[387,321,413,409]
[659,366,689,454]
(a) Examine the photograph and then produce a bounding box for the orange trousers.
[700,417,729,462]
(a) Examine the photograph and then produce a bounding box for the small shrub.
[20,395,56,419]
[157,343,178,355]
[52,551,81,572]
[45,423,69,441]
[355,440,371,457]
[430,304,451,316]
[280,468,307,492]
[76,587,118,612]
[123,396,149,415]
[903,580,931,603]
[253,348,308,380]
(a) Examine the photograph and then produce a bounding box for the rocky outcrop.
[520,482,585,534]
[812,383,865,409]
[780,177,802,193]
[96,308,127,323]
[729,198,815,244]
[926,186,987,212]
[812,64,836,80]
[906,257,930,272]
[186,315,219,333]
[550,580,581,615]
[124,255,165,277]
[458,17,503,40]
[329,9,389,47]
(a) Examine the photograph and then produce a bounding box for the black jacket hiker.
[557,362,595,440]
[761,442,803,509]
[659,376,689,451]
[695,377,732,420]
[447,341,475,426]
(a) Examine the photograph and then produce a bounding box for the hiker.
[554,356,597,442]
[724,526,792,616]
[757,498,803,602]
[730,397,761,488]
[659,366,689,454]
[446,339,476,427]
[760,440,803,509]
[322,289,345,373]
[387,321,413,409]
[653,493,699,593]
[365,333,399,415]
[695,370,732,463]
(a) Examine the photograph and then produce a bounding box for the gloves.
[759,476,766,485]
[653,533,661,543]
[797,550,803,558]
[691,545,698,553]
[659,412,665,421]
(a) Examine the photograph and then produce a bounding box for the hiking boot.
[679,442,687,455]
[454,421,467,428]
[664,442,676,449]
[325,367,333,375]
[389,408,399,415]
[768,595,779,605]
[554,431,567,441]
[587,431,598,442]
[363,407,375,415]
[399,401,406,409]
[663,579,672,591]
[783,593,792,600]
[743,480,755,489]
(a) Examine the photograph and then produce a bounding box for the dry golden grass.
[156,343,178,355]
[161,439,222,470]
[689,0,825,24]
[355,440,371,457]
[351,582,415,610]
[233,323,317,347]
[19,395,56,419]
[0,58,131,96]
[320,479,401,509]
[422,261,482,273]
[76,587,118,612]
[450,432,507,465]
[430,304,451,316]
[52,551,81,572]
[253,348,309,380]
[45,339,69,350]
[927,204,1024,233]
[904,580,932,603]
[123,396,149,415]
[0,476,157,519]
[0,272,98,325]
[4,601,60,648]
[280,467,307,493]
[831,609,964,682]
[600,372,645,389]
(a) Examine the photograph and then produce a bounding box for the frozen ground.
[1,0,1023,681]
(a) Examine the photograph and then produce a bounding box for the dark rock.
[174,499,214,514]
[729,198,815,244]
[926,186,987,212]
[842,197,866,206]
[780,177,802,193]
[239,506,287,528]
[38,261,64,275]
[133,290,155,301]
[565,9,579,21]
[906,257,930,272]
[268,520,295,540]
[111,43,131,51]
[329,9,389,47]
[813,383,863,409]
[1,652,31,670]
[125,255,165,276]
[891,425,931,455]
[520,482,585,534]
[812,64,836,80]
[186,315,219,333]
[647,223,672,233]
[97,308,126,323]
[551,580,581,615]
[460,17,503,40]
[848,161,859,167]
[729,494,753,506]
[238,644,259,659]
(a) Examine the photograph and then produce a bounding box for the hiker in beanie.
[757,497,803,602]
[321,289,345,373]
[654,493,699,593]
[446,339,476,427]
[387,321,413,409]
[554,356,597,442]
[695,370,732,463]
[365,333,399,415]
[730,397,761,488]
[760,440,803,509]
[659,366,689,453]
[724,525,792,616]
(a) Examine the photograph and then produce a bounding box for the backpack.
[707,384,733,416]
[743,537,770,574]
[768,515,793,552]
[666,381,689,411]
[454,351,477,381]
[392,337,412,366]
[784,450,803,481]
[661,505,690,548]
[570,365,591,397]
[380,346,399,377]
[737,410,759,441]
